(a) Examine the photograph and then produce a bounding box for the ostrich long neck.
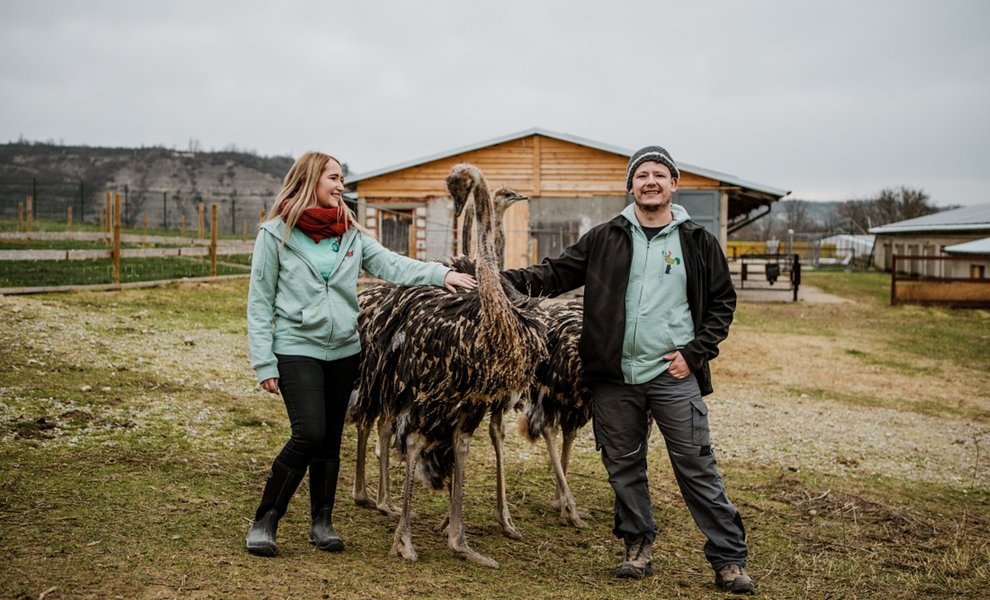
[470,174,509,336]
[460,206,474,257]
[471,177,496,267]
[460,198,508,268]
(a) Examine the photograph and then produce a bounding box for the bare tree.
[838,186,937,232]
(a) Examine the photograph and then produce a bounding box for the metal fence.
[0,179,274,233]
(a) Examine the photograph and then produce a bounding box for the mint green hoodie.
[247,219,449,383]
[620,203,696,384]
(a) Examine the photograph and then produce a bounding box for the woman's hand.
[260,378,279,394]
[444,270,478,292]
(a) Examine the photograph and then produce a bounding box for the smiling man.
[503,146,752,593]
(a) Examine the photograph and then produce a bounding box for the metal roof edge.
[347,127,789,198]
[869,223,990,234]
[944,236,990,255]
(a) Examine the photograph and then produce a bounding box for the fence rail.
[890,255,990,308]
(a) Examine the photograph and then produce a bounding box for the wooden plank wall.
[354,134,720,198]
[356,134,723,268]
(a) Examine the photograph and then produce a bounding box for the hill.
[0,142,295,230]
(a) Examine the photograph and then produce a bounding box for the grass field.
[0,216,254,286]
[0,271,988,599]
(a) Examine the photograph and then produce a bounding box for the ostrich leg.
[542,428,586,528]
[489,403,523,540]
[552,429,578,508]
[353,421,374,507]
[561,429,590,523]
[375,416,400,516]
[448,427,499,568]
[391,433,424,561]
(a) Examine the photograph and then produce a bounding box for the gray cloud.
[1,0,987,206]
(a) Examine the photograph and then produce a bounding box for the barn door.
[380,210,413,256]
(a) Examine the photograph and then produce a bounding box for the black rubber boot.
[309,459,344,552]
[245,459,305,557]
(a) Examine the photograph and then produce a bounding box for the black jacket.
[502,214,736,396]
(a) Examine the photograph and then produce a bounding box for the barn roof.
[944,236,990,255]
[346,127,790,198]
[868,203,990,234]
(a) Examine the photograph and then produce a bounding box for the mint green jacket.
[620,203,696,384]
[247,219,449,383]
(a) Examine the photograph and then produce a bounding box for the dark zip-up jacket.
[502,213,735,396]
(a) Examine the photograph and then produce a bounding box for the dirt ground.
[5,283,984,494]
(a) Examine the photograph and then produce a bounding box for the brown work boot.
[715,564,754,594]
[614,535,653,579]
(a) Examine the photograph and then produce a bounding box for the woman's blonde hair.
[265,151,369,242]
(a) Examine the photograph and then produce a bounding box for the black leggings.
[273,353,360,471]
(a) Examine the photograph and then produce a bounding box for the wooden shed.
[346,128,789,269]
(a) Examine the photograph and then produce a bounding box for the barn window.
[380,209,414,256]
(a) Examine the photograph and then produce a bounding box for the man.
[502,146,753,593]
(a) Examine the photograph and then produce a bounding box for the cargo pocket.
[689,398,711,448]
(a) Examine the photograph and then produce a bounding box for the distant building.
[345,128,789,268]
[944,237,990,279]
[817,234,875,265]
[869,203,990,276]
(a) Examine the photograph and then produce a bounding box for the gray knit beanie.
[625,146,679,190]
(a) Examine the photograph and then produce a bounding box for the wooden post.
[17,202,23,232]
[143,212,149,243]
[104,191,112,242]
[180,213,186,239]
[26,196,33,233]
[891,255,898,306]
[198,201,205,241]
[67,206,73,236]
[210,203,218,277]
[531,134,542,196]
[112,193,122,287]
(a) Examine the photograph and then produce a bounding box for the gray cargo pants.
[590,371,747,569]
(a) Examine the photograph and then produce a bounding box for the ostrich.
[349,186,527,523]
[518,300,593,528]
[362,163,547,567]
[447,182,530,540]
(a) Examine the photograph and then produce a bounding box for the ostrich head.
[492,187,527,219]
[446,164,478,220]
[492,187,527,269]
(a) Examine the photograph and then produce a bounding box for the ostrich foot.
[376,500,401,518]
[560,510,588,529]
[500,517,523,541]
[451,543,499,569]
[558,494,588,528]
[390,535,418,561]
[354,487,375,508]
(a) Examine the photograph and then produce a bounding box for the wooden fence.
[891,255,990,308]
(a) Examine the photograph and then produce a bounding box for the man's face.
[631,161,678,213]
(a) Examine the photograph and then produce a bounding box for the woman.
[245,151,476,557]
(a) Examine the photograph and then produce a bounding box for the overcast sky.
[1,0,988,206]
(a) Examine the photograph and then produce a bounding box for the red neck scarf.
[287,206,349,243]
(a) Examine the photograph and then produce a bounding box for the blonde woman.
[245,151,475,557]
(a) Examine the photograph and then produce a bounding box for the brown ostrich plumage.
[357,163,547,568]
[518,300,593,528]
[348,184,531,526]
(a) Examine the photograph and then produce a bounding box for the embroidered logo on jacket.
[663,250,682,274]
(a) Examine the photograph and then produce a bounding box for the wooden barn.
[345,128,789,269]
